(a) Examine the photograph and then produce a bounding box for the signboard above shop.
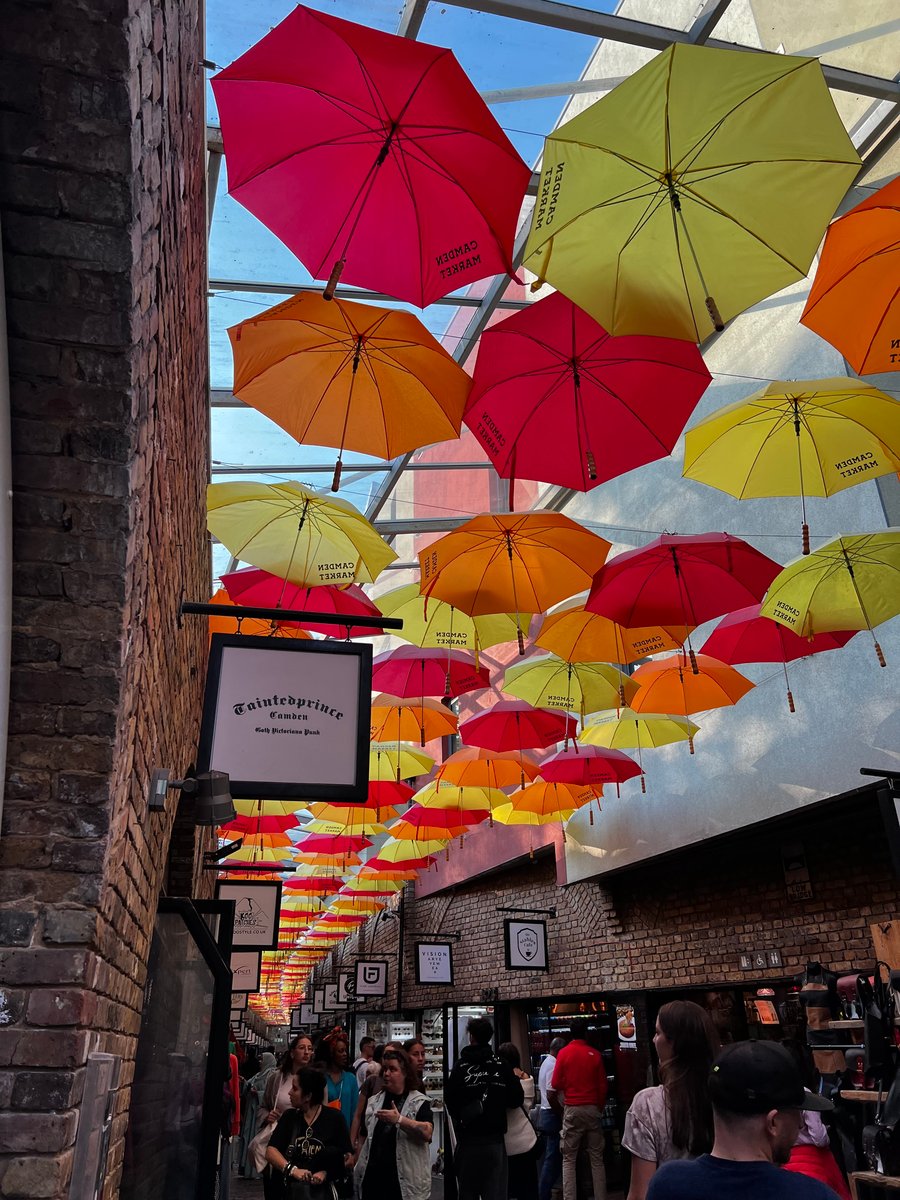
[198,634,372,802]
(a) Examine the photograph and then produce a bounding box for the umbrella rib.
[804,241,900,315]
[678,186,814,275]
[856,283,900,370]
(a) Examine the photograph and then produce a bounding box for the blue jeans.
[538,1110,561,1200]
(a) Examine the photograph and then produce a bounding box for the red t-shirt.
[550,1039,607,1107]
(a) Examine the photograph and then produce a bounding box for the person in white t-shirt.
[354,1037,376,1086]
[538,1038,566,1200]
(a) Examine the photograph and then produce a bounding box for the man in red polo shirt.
[548,1020,607,1200]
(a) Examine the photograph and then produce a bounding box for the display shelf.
[849,1170,900,1198]
[841,1090,889,1102]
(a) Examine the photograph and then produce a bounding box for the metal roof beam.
[398,0,429,38]
[432,0,900,100]
[480,77,624,103]
[688,0,733,44]
[208,276,531,309]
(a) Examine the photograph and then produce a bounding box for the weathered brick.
[1,1152,71,1198]
[0,949,90,987]
[11,1069,83,1110]
[42,908,97,945]
[0,1110,78,1152]
[0,911,35,947]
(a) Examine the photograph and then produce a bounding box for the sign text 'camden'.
[435,240,480,281]
[534,162,565,232]
[232,693,344,720]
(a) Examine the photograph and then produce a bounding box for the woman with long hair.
[259,1036,314,1198]
[623,1000,720,1200]
[355,1047,433,1200]
[317,1027,360,1131]
[498,1041,538,1200]
[266,1066,351,1196]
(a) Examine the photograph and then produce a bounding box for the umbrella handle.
[875,639,887,668]
[323,259,346,301]
[787,688,795,713]
[802,523,810,556]
[688,735,695,755]
[586,450,597,481]
[332,457,343,492]
[705,295,724,332]
[640,775,647,793]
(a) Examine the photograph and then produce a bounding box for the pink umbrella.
[700,603,857,712]
[460,700,576,752]
[221,566,384,638]
[371,646,490,700]
[540,744,642,787]
[463,289,710,502]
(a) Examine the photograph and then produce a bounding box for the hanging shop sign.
[324,982,343,1011]
[231,951,262,993]
[198,634,373,802]
[230,993,248,1011]
[355,959,389,997]
[337,970,356,1005]
[300,1002,317,1025]
[313,986,331,1014]
[216,880,283,952]
[504,918,549,971]
[416,942,454,985]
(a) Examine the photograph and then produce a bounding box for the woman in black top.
[267,1067,351,1194]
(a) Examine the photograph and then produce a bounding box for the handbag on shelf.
[858,961,897,1085]
[862,1071,900,1176]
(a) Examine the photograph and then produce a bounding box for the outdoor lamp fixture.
[147,767,236,826]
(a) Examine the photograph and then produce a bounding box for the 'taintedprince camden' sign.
[198,634,372,802]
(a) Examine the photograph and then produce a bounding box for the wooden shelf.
[829,1019,865,1029]
[841,1090,888,1102]
[850,1170,900,1198]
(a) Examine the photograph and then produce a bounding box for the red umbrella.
[464,290,710,501]
[586,533,781,666]
[540,745,642,787]
[220,813,300,836]
[460,700,576,752]
[371,646,490,700]
[221,568,384,638]
[290,834,371,856]
[282,877,340,893]
[700,603,856,712]
[363,854,433,873]
[212,6,530,307]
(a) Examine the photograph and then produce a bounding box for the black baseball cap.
[709,1041,834,1115]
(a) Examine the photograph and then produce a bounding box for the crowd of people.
[228,1001,852,1200]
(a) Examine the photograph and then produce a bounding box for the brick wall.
[0,0,210,1195]
[331,792,898,1015]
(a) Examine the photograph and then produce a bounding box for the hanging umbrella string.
[666,175,724,332]
[571,358,597,481]
[842,547,886,667]
[792,398,810,555]
[671,547,699,673]
[782,660,796,713]
[333,335,364,492]
[505,531,526,654]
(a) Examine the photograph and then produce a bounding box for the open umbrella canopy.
[371,646,490,699]
[208,588,312,640]
[388,806,483,840]
[540,745,643,787]
[464,289,710,494]
[289,833,370,856]
[536,598,688,665]
[221,812,301,836]
[683,378,900,553]
[522,43,859,341]
[421,512,611,653]
[227,292,471,489]
[233,799,307,818]
[376,583,528,655]
[304,805,401,835]
[760,531,900,664]
[212,5,530,307]
[413,779,508,813]
[502,655,639,716]
[221,568,385,637]
[376,837,450,862]
[435,747,542,789]
[502,779,601,820]
[631,653,755,715]
[370,695,459,745]
[701,603,857,665]
[801,175,900,376]
[587,533,782,630]
[460,700,576,751]
[207,481,397,587]
[369,743,435,781]
[356,863,421,880]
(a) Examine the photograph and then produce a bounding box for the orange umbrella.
[436,746,542,790]
[536,598,689,664]
[420,512,611,653]
[370,694,459,747]
[228,292,471,490]
[630,653,754,716]
[801,176,900,376]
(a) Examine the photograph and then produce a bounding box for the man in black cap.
[646,1040,840,1198]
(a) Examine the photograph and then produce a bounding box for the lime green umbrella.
[523,44,859,341]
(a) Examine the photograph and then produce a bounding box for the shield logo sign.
[355,959,388,996]
[516,928,538,961]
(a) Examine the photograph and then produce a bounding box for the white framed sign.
[230,993,248,1011]
[216,880,282,951]
[313,986,331,1014]
[355,960,388,997]
[416,942,454,985]
[198,634,373,801]
[300,1002,317,1024]
[337,970,356,1005]
[324,983,343,1011]
[230,951,261,993]
[504,919,548,972]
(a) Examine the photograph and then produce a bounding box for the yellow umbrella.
[370,694,459,747]
[369,743,434,780]
[536,598,687,664]
[420,512,611,653]
[377,836,448,863]
[207,481,397,586]
[342,876,404,893]
[760,531,900,665]
[435,747,542,790]
[233,799,307,818]
[502,655,639,721]
[305,808,399,836]
[377,582,529,662]
[581,708,700,781]
[228,292,471,491]
[414,780,508,812]
[684,379,900,553]
[522,44,859,341]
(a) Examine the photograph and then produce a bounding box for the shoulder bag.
[504,1105,539,1157]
